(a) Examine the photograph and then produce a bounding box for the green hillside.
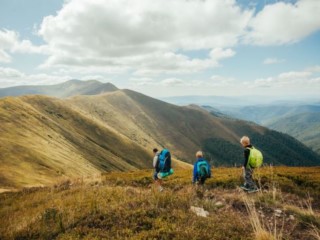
[267,112,320,154]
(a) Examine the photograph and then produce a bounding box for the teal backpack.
[247,147,263,168]
[197,161,209,178]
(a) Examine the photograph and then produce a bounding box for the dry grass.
[1,166,320,239]
[309,225,320,240]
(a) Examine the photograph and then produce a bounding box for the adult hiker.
[153,148,173,192]
[240,136,263,193]
[192,151,211,185]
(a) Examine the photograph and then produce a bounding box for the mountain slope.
[267,112,320,154]
[68,89,320,166]
[1,87,320,188]
[0,80,118,98]
[0,95,152,188]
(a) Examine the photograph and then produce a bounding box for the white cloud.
[131,49,236,77]
[310,77,320,84]
[0,29,48,60]
[209,48,236,61]
[130,75,236,89]
[252,70,317,89]
[0,67,71,87]
[0,49,11,63]
[278,71,312,79]
[305,65,320,73]
[263,58,285,65]
[129,77,155,86]
[246,0,320,45]
[38,0,250,74]
[0,67,25,79]
[210,75,235,86]
[161,78,185,87]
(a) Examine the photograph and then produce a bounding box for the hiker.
[152,148,163,191]
[192,151,211,185]
[240,136,261,192]
[153,148,174,191]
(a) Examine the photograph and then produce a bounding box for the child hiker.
[192,151,211,185]
[240,136,262,192]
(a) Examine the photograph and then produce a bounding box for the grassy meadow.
[1,166,320,240]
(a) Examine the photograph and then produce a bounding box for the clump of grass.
[284,195,320,229]
[309,224,320,240]
[243,194,285,240]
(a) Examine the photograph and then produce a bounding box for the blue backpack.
[158,149,171,173]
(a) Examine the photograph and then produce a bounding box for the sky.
[0,0,320,98]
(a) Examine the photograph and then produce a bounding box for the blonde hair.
[240,136,250,145]
[196,151,203,158]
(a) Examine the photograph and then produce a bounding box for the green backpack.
[247,147,263,168]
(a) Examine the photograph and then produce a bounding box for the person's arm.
[192,162,198,183]
[153,155,158,168]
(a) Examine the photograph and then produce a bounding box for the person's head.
[196,151,203,159]
[240,136,250,147]
[153,148,158,154]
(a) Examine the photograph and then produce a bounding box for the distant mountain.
[223,105,320,125]
[208,104,320,154]
[267,112,320,154]
[0,80,118,98]
[162,95,260,107]
[1,85,320,188]
[162,95,320,108]
[200,105,234,118]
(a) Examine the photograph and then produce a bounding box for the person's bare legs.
[155,178,163,191]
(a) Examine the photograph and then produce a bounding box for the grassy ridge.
[1,89,320,188]
[1,167,319,240]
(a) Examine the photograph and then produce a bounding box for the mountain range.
[203,104,320,155]
[162,95,320,155]
[1,80,320,188]
[268,112,320,154]
[0,80,118,98]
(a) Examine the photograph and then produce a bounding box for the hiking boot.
[240,184,250,191]
[247,187,259,193]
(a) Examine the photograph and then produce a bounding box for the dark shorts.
[198,177,207,185]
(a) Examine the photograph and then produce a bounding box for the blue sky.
[0,0,319,98]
